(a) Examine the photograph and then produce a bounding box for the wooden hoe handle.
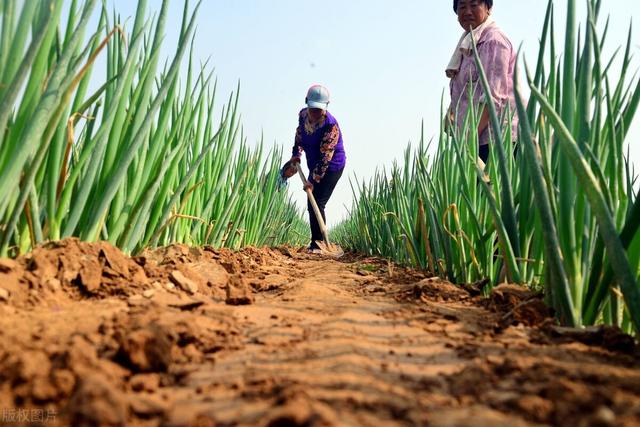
[296,164,331,245]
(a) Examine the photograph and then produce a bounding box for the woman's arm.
[477,105,490,137]
[292,125,303,160]
[291,111,305,161]
[311,124,340,183]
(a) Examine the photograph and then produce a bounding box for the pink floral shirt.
[449,22,518,146]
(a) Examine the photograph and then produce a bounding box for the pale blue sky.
[94,1,640,226]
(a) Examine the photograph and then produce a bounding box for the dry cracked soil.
[0,238,639,426]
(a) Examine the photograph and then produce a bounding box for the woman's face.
[456,0,490,31]
[308,108,324,122]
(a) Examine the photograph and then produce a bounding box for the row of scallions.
[0,0,308,257]
[332,0,640,336]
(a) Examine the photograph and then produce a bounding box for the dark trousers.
[478,142,519,164]
[308,168,343,248]
[479,144,489,163]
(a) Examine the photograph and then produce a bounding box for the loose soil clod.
[225,274,254,305]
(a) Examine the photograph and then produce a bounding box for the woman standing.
[446,0,518,164]
[286,85,346,252]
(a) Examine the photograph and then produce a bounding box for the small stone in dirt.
[0,287,9,302]
[143,289,155,299]
[589,406,616,427]
[165,282,175,291]
[170,270,198,294]
[225,275,254,305]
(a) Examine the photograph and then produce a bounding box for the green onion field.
[0,1,639,425]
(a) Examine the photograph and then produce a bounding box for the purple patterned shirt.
[449,22,518,146]
[292,109,346,182]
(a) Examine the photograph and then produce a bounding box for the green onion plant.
[0,0,307,256]
[333,0,640,335]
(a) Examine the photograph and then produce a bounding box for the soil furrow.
[0,240,638,426]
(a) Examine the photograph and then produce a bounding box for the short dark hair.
[453,0,493,13]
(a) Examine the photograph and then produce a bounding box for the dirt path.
[0,239,639,426]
